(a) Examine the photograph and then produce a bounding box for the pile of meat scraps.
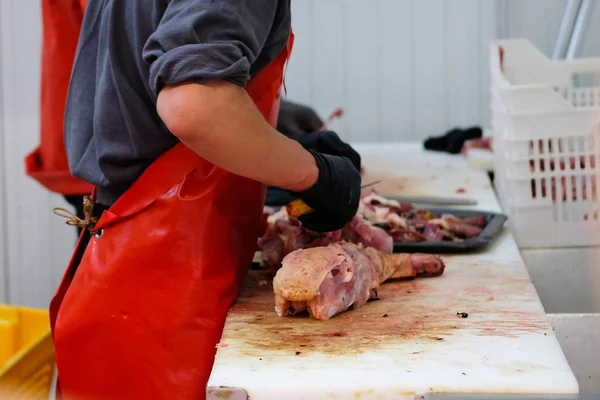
[260,191,459,321]
[259,190,487,269]
[259,206,393,269]
[273,242,445,320]
[355,190,487,243]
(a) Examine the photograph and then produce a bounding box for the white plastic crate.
[490,39,600,248]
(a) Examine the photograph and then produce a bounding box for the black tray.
[392,208,508,254]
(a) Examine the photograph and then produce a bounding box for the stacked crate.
[490,39,600,247]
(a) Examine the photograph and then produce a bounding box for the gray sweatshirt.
[64,0,291,205]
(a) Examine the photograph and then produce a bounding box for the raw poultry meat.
[273,242,445,320]
[259,191,488,269]
[461,136,493,155]
[358,192,487,242]
[258,208,393,269]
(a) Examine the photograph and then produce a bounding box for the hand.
[295,151,361,232]
[277,100,323,139]
[296,130,361,172]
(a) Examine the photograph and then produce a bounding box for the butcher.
[49,1,362,399]
[28,0,354,239]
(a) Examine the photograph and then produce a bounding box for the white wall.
[285,0,497,141]
[1,0,600,308]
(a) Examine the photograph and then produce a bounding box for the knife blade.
[361,180,382,189]
[383,195,478,206]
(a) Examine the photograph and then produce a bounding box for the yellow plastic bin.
[0,305,55,399]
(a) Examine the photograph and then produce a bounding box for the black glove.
[277,100,323,139]
[295,151,361,232]
[296,130,361,172]
[265,130,362,207]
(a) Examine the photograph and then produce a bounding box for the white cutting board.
[207,144,578,399]
[208,255,577,399]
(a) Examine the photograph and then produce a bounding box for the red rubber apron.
[25,0,92,195]
[50,32,294,400]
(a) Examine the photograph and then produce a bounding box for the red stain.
[462,287,495,297]
[220,268,549,357]
[324,332,347,338]
[456,188,466,194]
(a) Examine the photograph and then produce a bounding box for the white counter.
[207,143,578,399]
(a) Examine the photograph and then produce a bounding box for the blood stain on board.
[221,279,463,357]
[456,188,466,194]
[218,268,550,358]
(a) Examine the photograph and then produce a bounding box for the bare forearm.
[157,81,318,192]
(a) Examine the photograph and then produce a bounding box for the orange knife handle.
[286,199,314,218]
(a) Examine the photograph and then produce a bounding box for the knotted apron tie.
[53,195,99,234]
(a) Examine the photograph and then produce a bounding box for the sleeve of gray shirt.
[142,0,284,96]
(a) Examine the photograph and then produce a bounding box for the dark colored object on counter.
[457,312,469,318]
[392,208,507,254]
[277,100,324,139]
[424,126,482,154]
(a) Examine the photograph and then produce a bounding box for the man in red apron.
[29,0,347,239]
[50,1,362,399]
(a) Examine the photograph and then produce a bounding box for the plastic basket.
[490,39,600,248]
[0,305,55,400]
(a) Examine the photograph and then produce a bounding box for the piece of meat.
[273,242,445,320]
[389,227,426,242]
[361,187,376,198]
[405,217,428,230]
[447,222,482,238]
[430,217,482,238]
[408,253,446,277]
[384,213,408,229]
[259,209,393,269]
[461,136,493,155]
[342,217,394,253]
[273,243,378,320]
[365,247,444,280]
[360,193,413,218]
[423,223,448,241]
[440,214,461,224]
[258,210,343,269]
[462,215,487,228]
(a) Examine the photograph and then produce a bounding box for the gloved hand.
[296,130,361,172]
[277,100,323,139]
[295,151,361,232]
